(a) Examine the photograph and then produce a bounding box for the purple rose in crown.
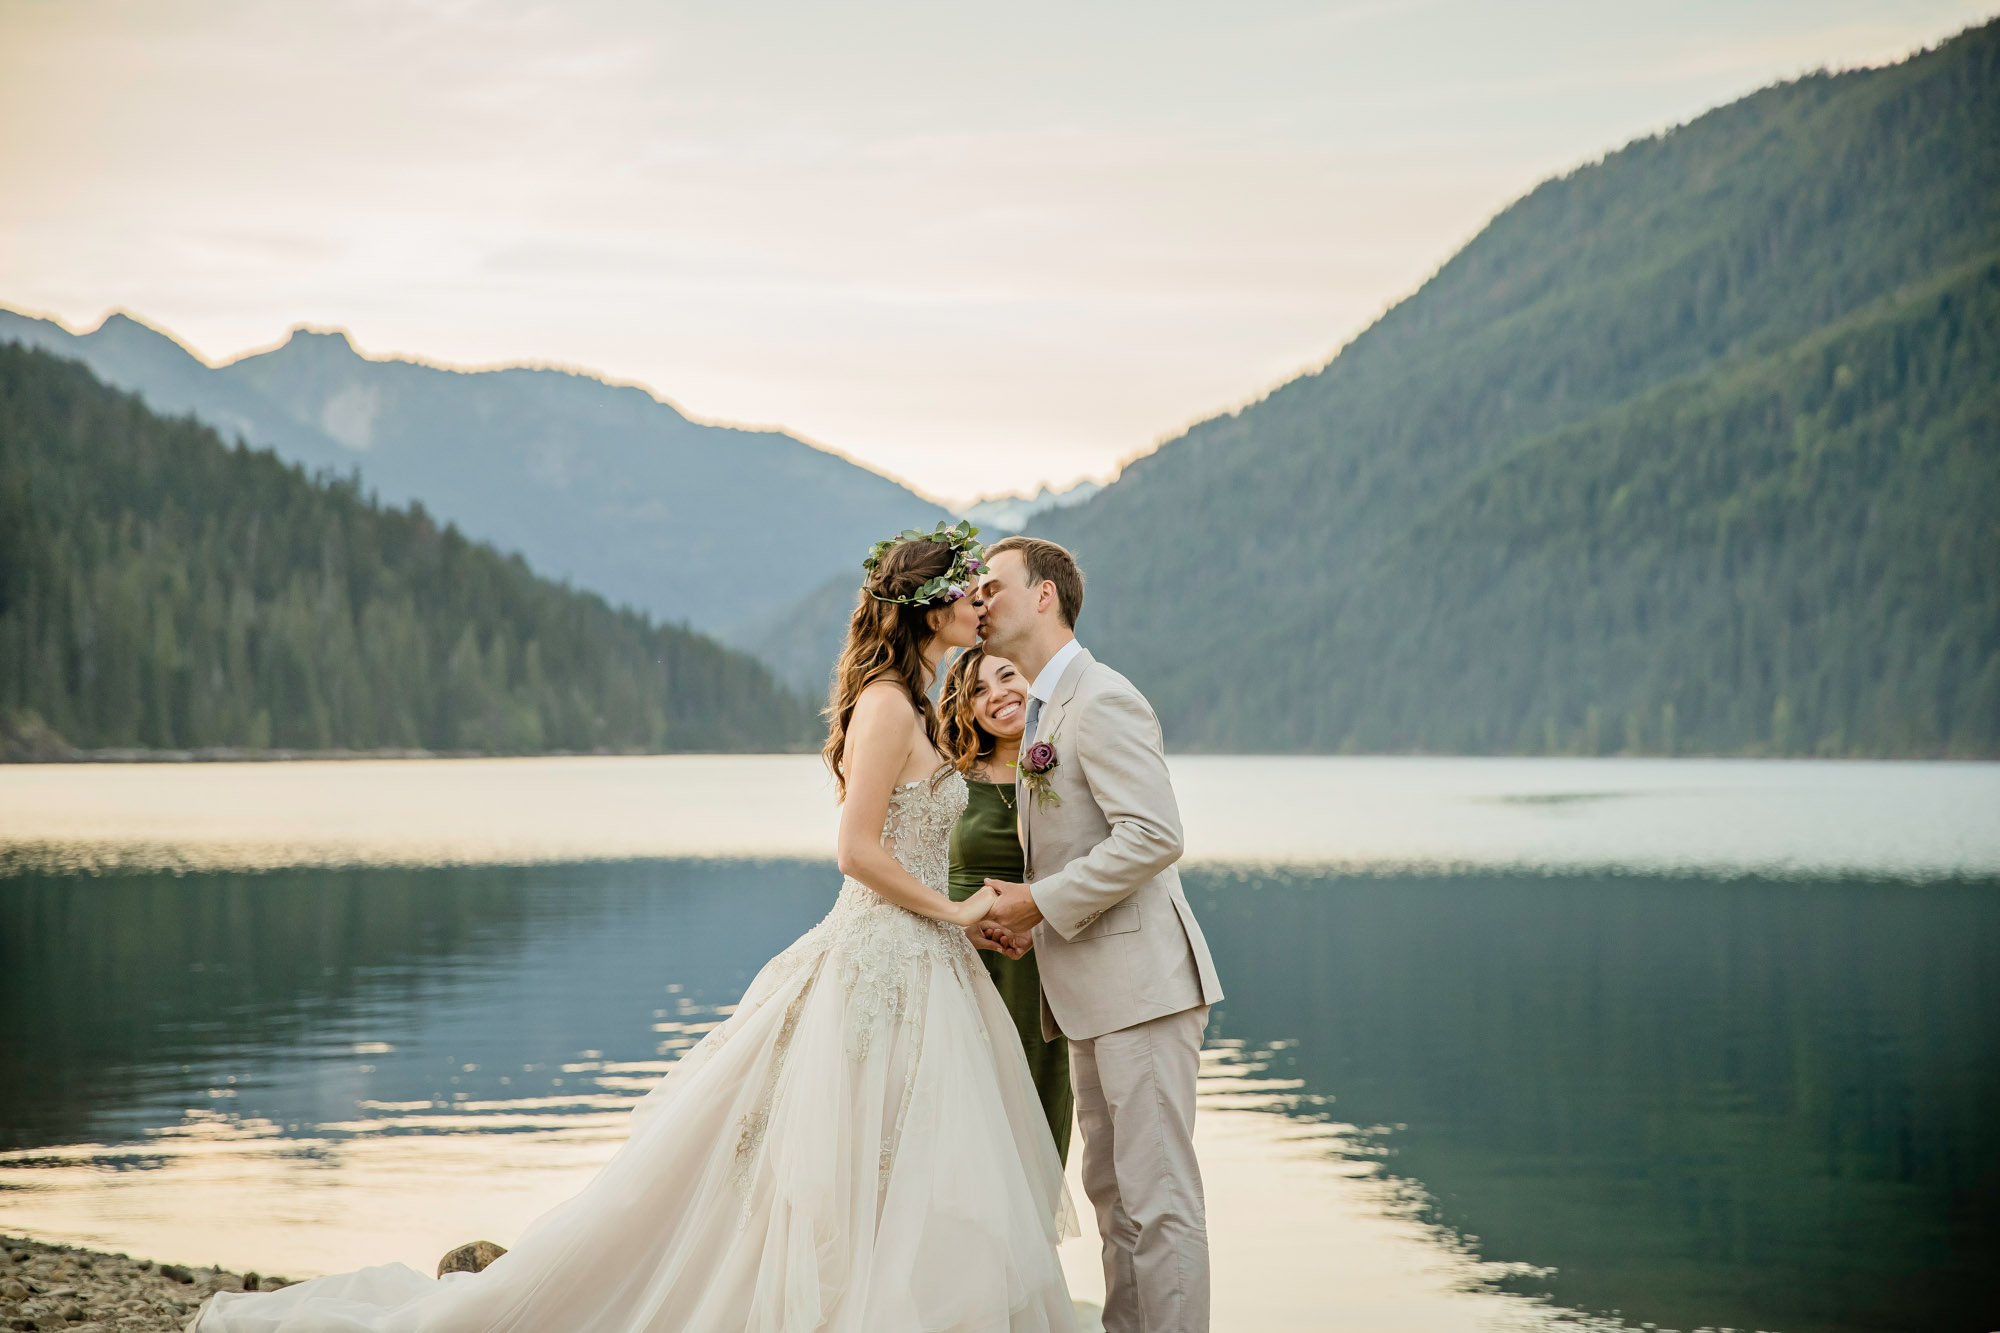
[1017,732,1062,809]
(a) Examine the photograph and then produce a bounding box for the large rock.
[434,1242,506,1278]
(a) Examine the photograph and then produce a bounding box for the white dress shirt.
[1027,637,1084,708]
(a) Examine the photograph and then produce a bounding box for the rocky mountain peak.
[273,325,363,359]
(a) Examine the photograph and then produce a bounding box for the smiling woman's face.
[971,654,1028,741]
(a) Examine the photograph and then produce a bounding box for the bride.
[191,522,1079,1332]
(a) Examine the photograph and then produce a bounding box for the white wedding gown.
[190,775,1079,1333]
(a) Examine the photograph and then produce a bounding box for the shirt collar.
[1028,638,1084,703]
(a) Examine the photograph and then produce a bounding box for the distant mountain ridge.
[956,479,1103,534]
[0,342,815,756]
[1025,20,1999,756]
[729,480,1105,695]
[0,309,949,632]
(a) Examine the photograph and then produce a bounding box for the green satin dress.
[949,777,1073,1164]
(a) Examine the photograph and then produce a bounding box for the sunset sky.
[2,0,1991,502]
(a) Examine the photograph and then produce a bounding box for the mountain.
[957,479,1104,534]
[718,570,862,700]
[0,343,817,755]
[726,479,1109,696]
[1019,20,2000,757]
[0,310,949,633]
[722,478,1104,697]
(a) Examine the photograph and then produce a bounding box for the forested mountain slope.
[0,345,816,755]
[1032,20,2000,756]
[719,569,860,699]
[0,309,947,632]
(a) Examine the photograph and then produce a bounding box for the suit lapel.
[1015,777,1032,871]
[1017,647,1093,876]
[1015,727,1032,869]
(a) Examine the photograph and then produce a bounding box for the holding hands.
[968,920,1032,960]
[951,882,1000,928]
[950,882,1040,959]
[959,878,1041,960]
[953,884,1032,959]
[981,878,1044,934]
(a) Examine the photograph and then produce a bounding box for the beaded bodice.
[811,772,976,993]
[860,773,968,898]
[801,770,973,958]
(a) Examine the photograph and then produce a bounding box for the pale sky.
[2,1,1991,503]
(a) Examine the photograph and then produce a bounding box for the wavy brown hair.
[822,536,959,800]
[938,646,997,773]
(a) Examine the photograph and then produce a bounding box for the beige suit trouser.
[1069,1004,1210,1333]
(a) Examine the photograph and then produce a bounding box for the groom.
[974,535,1224,1333]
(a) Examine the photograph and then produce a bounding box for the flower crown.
[862,519,989,607]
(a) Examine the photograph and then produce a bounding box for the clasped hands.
[957,878,1044,961]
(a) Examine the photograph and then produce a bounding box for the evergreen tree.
[0,345,818,755]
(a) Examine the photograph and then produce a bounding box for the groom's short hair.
[988,535,1083,628]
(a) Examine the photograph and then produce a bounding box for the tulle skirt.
[189,886,1079,1333]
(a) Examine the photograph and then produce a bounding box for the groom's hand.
[984,878,1044,934]
[968,921,1031,960]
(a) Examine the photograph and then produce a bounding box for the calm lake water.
[2,756,1996,1333]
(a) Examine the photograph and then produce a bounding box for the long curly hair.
[822,536,958,800]
[938,646,998,773]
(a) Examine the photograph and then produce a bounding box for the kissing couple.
[191,527,1224,1333]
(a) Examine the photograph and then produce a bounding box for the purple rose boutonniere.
[1017,731,1062,810]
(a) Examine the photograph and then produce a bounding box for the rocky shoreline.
[0,1235,291,1332]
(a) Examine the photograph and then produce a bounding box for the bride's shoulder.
[849,680,922,737]
[853,678,919,712]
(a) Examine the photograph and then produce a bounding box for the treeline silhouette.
[0,344,816,754]
[1036,19,2000,756]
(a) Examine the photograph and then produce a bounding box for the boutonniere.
[1015,729,1062,810]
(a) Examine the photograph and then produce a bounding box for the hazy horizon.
[3,0,1993,502]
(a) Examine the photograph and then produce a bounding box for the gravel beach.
[0,1236,291,1333]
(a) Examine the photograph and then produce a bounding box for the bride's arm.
[837,683,995,927]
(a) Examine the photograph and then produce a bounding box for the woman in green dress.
[940,646,1073,1163]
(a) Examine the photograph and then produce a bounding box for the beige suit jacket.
[1020,648,1224,1041]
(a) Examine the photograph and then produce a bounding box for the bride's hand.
[953,884,998,928]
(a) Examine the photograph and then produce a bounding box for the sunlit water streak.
[3,754,1995,877]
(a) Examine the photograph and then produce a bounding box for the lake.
[2,756,1996,1333]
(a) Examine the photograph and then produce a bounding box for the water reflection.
[0,861,830,1150]
[5,855,1995,1331]
[1186,868,2000,1333]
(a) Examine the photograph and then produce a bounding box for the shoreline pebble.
[0,1235,290,1333]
